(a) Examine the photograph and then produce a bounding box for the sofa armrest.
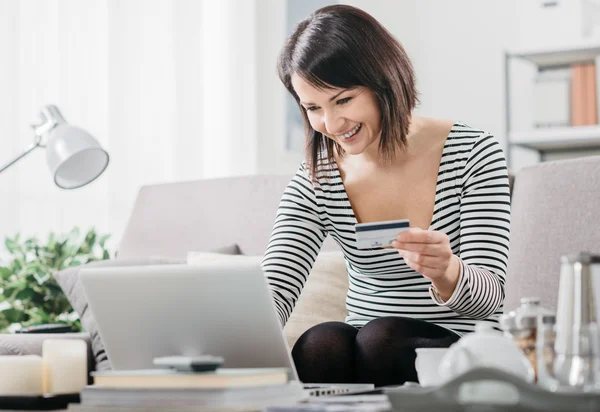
[0,332,95,375]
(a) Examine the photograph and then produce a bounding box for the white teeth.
[340,124,361,139]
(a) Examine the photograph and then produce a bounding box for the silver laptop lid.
[79,263,298,380]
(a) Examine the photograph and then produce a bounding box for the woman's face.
[291,73,381,156]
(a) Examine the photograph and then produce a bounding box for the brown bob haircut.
[277,4,418,179]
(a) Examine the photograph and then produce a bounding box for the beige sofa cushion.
[505,156,600,311]
[187,251,349,349]
[283,252,349,348]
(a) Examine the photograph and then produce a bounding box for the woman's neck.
[357,114,424,166]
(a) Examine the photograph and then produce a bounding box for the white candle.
[0,355,44,395]
[42,339,87,394]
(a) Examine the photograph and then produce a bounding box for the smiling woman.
[277,6,417,178]
[262,4,511,387]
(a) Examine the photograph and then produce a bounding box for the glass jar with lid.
[536,313,558,391]
[499,297,554,381]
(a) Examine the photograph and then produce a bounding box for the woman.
[261,4,510,387]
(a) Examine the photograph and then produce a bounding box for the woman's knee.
[356,316,410,346]
[354,317,452,386]
[356,316,459,348]
[291,321,358,384]
[292,321,358,355]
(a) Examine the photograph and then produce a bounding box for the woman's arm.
[429,133,511,318]
[261,163,328,326]
[393,132,510,319]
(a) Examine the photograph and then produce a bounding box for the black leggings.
[291,316,460,387]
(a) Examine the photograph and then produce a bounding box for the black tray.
[385,367,600,412]
[0,393,79,410]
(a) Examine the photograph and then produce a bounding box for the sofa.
[1,155,599,375]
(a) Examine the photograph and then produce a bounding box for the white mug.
[415,347,449,387]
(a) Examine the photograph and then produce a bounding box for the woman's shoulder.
[438,121,505,179]
[447,121,499,146]
[298,155,339,183]
[445,122,507,182]
[448,121,489,138]
[284,159,337,199]
[443,121,503,162]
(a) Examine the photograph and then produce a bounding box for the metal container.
[553,252,600,389]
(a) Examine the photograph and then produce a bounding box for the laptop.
[79,263,373,397]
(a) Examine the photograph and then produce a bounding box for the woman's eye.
[305,106,319,112]
[337,97,351,105]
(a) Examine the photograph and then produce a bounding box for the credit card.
[355,219,410,249]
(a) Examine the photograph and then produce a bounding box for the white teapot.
[438,323,535,403]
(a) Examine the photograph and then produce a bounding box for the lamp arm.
[0,136,43,174]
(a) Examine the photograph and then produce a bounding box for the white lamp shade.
[45,124,109,189]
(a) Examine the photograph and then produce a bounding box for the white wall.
[342,0,417,58]
[409,1,518,134]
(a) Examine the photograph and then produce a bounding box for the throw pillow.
[54,244,241,371]
[187,251,349,349]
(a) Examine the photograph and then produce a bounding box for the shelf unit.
[505,40,600,166]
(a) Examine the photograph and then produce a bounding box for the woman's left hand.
[391,227,460,300]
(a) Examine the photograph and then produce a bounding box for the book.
[585,63,598,125]
[91,368,290,389]
[571,64,586,126]
[533,67,571,128]
[595,56,600,125]
[69,403,280,412]
[571,62,599,127]
[75,381,307,410]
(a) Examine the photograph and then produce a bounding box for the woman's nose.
[323,112,344,136]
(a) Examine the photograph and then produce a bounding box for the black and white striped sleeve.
[261,164,328,326]
[429,133,511,319]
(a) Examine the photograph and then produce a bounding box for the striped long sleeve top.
[260,122,511,335]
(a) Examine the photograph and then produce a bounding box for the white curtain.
[0,0,265,252]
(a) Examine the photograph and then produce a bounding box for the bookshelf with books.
[505,39,600,167]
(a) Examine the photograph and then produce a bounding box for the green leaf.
[33,272,50,285]
[98,234,110,248]
[15,288,36,301]
[1,308,24,323]
[0,266,11,280]
[5,238,17,254]
[0,315,11,332]
[85,229,96,249]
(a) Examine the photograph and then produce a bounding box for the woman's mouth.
[339,123,362,141]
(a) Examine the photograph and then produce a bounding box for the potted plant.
[0,227,112,333]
